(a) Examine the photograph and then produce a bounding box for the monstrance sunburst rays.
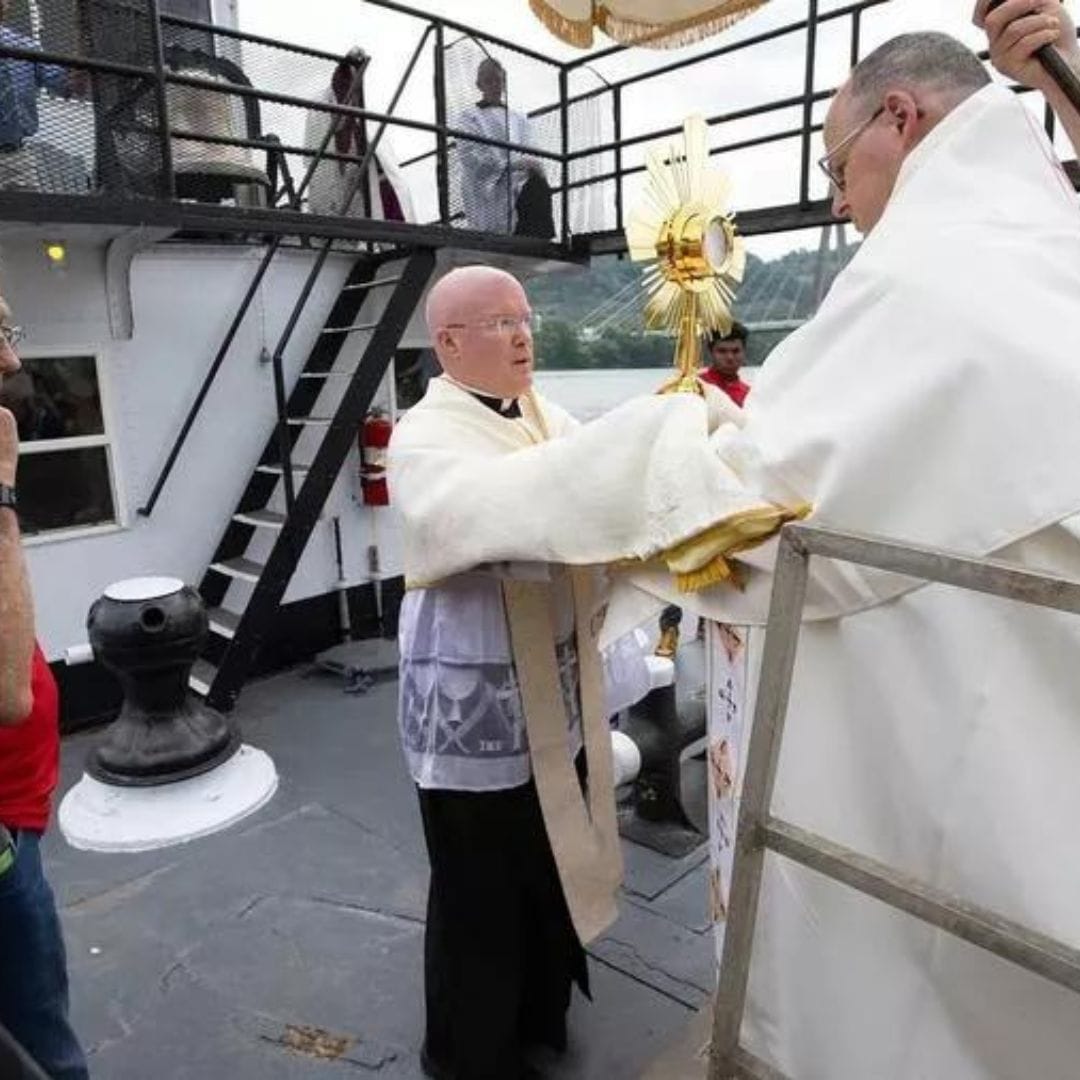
[625,114,745,394]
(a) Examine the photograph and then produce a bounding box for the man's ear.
[435,328,458,362]
[883,89,921,147]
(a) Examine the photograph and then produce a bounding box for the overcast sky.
[235,1,1067,259]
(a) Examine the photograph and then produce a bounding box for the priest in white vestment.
[452,58,549,234]
[390,263,811,1079]
[598,29,1080,1080]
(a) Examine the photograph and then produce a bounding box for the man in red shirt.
[0,303,89,1079]
[699,322,751,406]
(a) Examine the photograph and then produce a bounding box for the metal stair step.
[233,509,286,529]
[321,321,378,336]
[209,557,265,583]
[341,275,401,292]
[189,659,217,696]
[255,461,311,476]
[207,607,241,639]
[298,370,355,380]
[286,416,333,426]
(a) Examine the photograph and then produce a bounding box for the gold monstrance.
[625,115,745,394]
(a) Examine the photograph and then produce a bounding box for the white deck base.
[59,744,278,853]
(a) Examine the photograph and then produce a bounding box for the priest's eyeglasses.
[817,105,885,192]
[444,315,534,336]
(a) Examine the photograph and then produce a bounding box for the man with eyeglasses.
[591,23,1080,1080]
[0,310,89,1079]
[389,265,653,1080]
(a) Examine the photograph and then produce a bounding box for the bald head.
[426,266,535,400]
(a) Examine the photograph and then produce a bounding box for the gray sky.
[236,1,1068,258]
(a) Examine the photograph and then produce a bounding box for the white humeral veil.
[604,84,1080,1078]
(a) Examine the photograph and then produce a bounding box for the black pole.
[271,351,296,514]
[985,0,1080,114]
[800,0,819,207]
[613,84,623,234]
[559,67,570,245]
[850,8,862,69]
[433,21,451,225]
[146,0,176,200]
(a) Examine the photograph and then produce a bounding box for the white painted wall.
[6,238,406,659]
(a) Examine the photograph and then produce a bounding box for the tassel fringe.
[529,0,769,50]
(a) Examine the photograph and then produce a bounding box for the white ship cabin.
[0,0,1074,727]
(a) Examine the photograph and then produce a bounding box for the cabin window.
[3,353,118,536]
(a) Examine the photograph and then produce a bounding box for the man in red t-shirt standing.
[0,303,89,1080]
[699,322,751,407]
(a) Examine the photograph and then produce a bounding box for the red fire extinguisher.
[360,409,393,506]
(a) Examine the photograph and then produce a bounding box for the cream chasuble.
[390,376,801,943]
[603,84,1080,1079]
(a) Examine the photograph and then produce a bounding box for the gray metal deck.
[44,666,715,1078]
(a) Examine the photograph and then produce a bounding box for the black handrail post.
[613,84,623,233]
[271,352,296,514]
[800,0,820,207]
[147,0,176,200]
[559,66,570,245]
[433,21,451,225]
[850,8,862,68]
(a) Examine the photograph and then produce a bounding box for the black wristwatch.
[0,484,16,512]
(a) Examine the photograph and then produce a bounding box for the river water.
[533,368,674,420]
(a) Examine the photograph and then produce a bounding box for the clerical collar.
[472,390,522,419]
[447,377,521,419]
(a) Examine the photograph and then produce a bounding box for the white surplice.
[453,101,543,233]
[605,83,1080,1079]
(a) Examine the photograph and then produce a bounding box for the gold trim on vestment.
[529,0,768,49]
[617,502,811,592]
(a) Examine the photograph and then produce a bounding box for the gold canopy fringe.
[529,0,769,50]
[528,0,594,48]
[598,0,769,50]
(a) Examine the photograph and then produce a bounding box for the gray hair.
[849,32,990,110]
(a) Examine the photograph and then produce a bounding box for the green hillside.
[527,241,857,371]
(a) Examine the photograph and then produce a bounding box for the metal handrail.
[138,50,376,516]
[710,522,1080,1078]
[268,24,433,512]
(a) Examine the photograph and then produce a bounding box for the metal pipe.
[159,69,566,163]
[710,528,810,1078]
[564,89,834,163]
[559,67,570,244]
[146,0,176,200]
[558,122,823,194]
[764,817,1080,996]
[800,0,820,207]
[159,13,360,65]
[271,352,295,514]
[433,22,451,225]
[613,85,623,233]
